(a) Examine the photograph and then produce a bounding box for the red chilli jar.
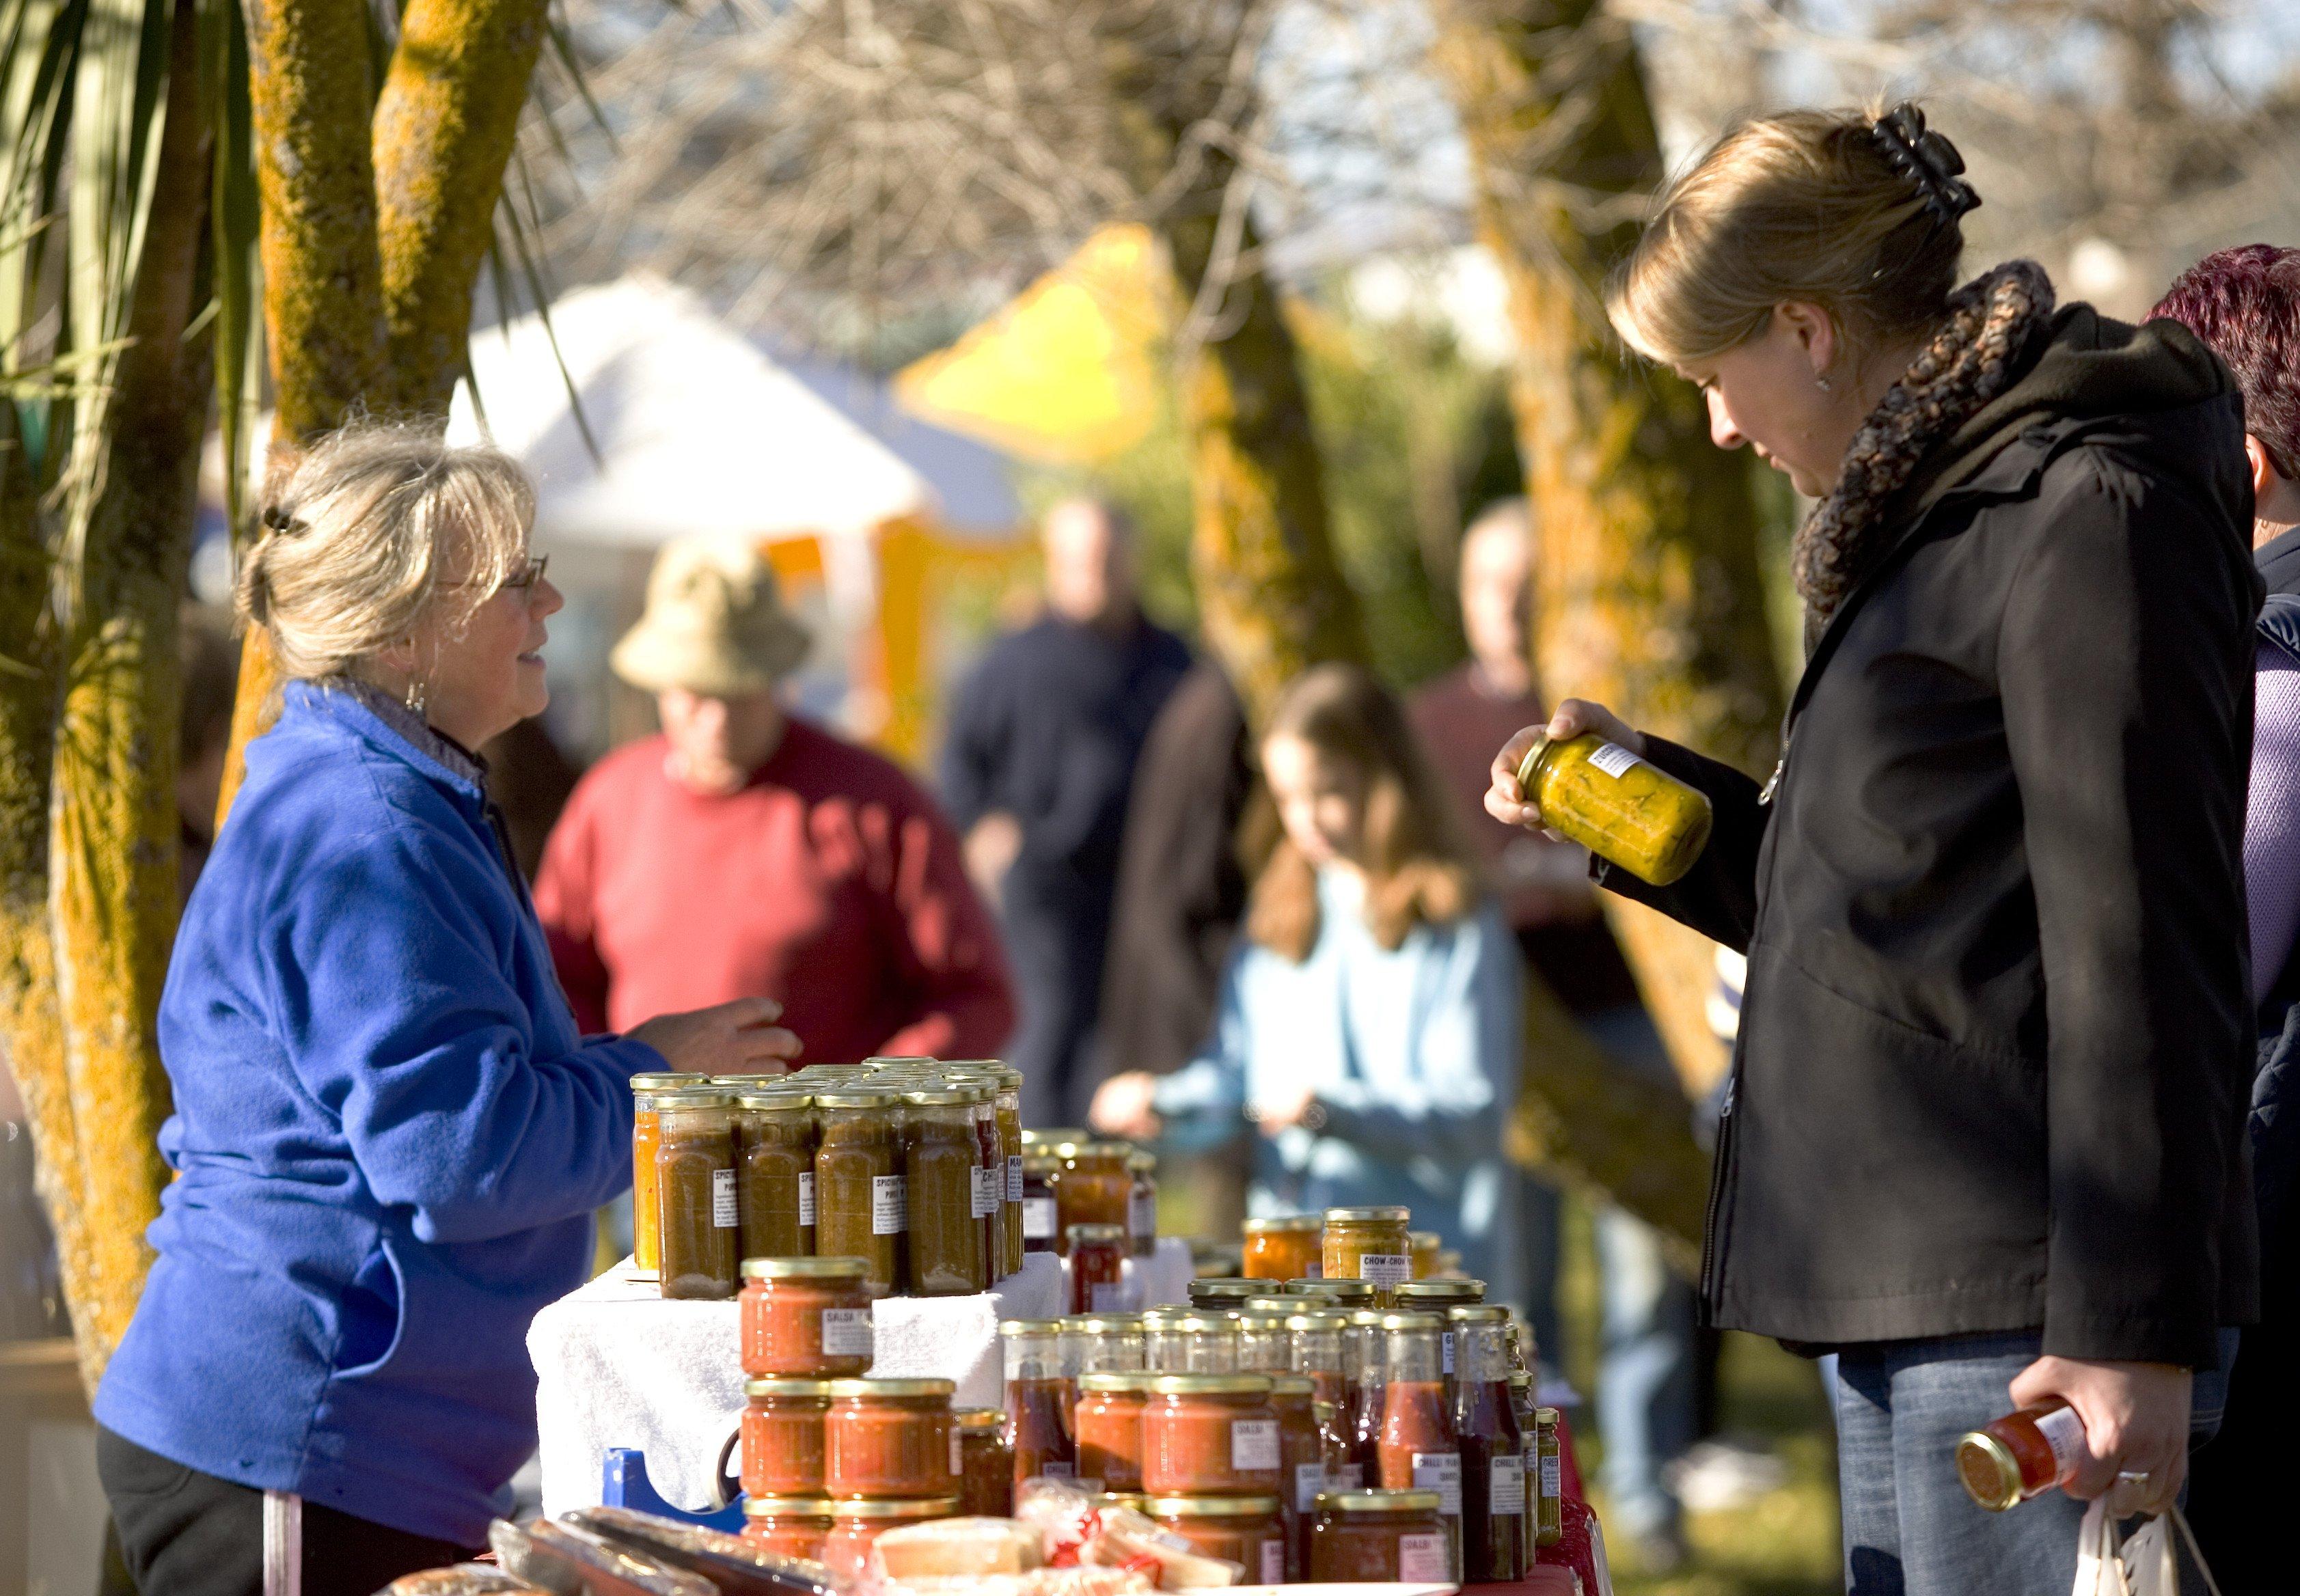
[1073,1373,1153,1492]
[820,1498,957,1586]
[1142,1496,1288,1586]
[824,1377,960,1499]
[741,1496,833,1563]
[1140,1374,1282,1497]
[1308,1488,1451,1582]
[741,1378,833,1498]
[740,1256,874,1378]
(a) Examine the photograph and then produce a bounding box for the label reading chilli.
[1231,1418,1281,1472]
[1412,1450,1462,1516]
[872,1174,908,1235]
[1359,1253,1412,1287]
[1489,1455,1526,1514]
[820,1308,873,1358]
[711,1168,738,1228]
[1398,1533,1450,1582]
[971,1167,999,1219]
[797,1172,817,1228]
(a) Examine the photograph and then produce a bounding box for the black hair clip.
[1870,102,1980,226]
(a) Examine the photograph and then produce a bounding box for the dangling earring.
[404,677,428,717]
[1816,374,1834,391]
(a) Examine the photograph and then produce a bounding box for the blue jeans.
[1519,1004,1697,1541]
[1835,1332,2083,1596]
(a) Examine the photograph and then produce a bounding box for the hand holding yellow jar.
[1486,700,1714,888]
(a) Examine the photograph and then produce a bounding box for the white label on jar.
[1490,1455,1526,1514]
[797,1172,817,1228]
[1441,1332,1454,1375]
[1007,1155,1024,1202]
[1540,1450,1561,1500]
[872,1174,907,1234]
[1231,1418,1281,1472]
[1586,739,1645,780]
[1036,1461,1076,1481]
[1091,1281,1127,1310]
[711,1168,738,1228]
[951,1427,965,1475]
[1259,1540,1285,1584]
[1359,1253,1412,1287]
[1131,1190,1156,1239]
[1293,1462,1327,1512]
[2036,1405,2086,1476]
[1398,1532,1450,1582]
[821,1307,872,1358]
[971,1166,999,1219]
[1412,1450,1462,1516]
[1023,1196,1057,1239]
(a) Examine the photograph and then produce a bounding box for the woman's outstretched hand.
[1485,699,1645,831]
[1091,1071,1162,1141]
[629,997,802,1075]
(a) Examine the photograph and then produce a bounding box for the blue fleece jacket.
[94,683,664,1545]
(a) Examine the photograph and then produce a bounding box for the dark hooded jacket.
[1600,306,2262,1366]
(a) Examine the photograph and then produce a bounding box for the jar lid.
[1144,1495,1281,1519]
[1534,1406,1561,1422]
[1076,1373,1158,1394]
[1955,1431,2023,1511]
[743,1377,835,1397]
[1127,1151,1155,1172]
[896,1086,976,1105]
[1395,1280,1484,1303]
[648,1087,733,1107]
[1324,1205,1411,1224]
[741,1496,836,1517]
[713,1071,798,1084]
[828,1498,961,1521]
[1317,1489,1442,1515]
[630,1073,711,1092]
[1147,1375,1274,1396]
[1288,1278,1375,1301]
[735,1090,814,1111]
[1444,1305,1511,1324]
[1187,1279,1262,1301]
[1242,1214,1324,1234]
[1515,734,1554,791]
[1233,1312,1290,1331]
[1377,1311,1447,1332]
[954,1407,1006,1431]
[1168,1315,1239,1336]
[1409,1230,1441,1246]
[1066,1223,1126,1243]
[1281,1312,1350,1332]
[1239,1299,1298,1315]
[741,1256,868,1280]
[825,1377,956,1400]
[1509,1372,1532,1390]
[1268,1375,1317,1397]
[1087,1493,1148,1513]
[1022,1127,1089,1146]
[998,1318,1066,1336]
[812,1088,899,1109]
[1066,1315,1145,1334]
[864,1056,936,1067]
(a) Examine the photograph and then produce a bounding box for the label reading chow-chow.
[1358,1252,1412,1287]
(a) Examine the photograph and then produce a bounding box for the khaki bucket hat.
[611,535,812,696]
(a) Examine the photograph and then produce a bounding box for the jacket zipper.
[1698,1069,1737,1306]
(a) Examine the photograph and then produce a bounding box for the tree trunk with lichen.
[1432,0,1786,1114]
[217,0,550,824]
[10,0,215,1391]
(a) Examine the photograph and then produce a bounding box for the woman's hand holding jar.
[1484,700,1646,832]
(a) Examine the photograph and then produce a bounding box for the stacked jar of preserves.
[1242,1215,1324,1282]
[1138,1371,1289,1582]
[1323,1206,1414,1304]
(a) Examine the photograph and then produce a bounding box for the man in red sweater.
[535,537,1016,1064]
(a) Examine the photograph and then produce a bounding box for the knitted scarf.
[1794,259,2057,630]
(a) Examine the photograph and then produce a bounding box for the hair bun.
[1870,102,1980,225]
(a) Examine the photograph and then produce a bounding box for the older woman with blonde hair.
[1488,105,2256,1593]
[92,423,798,1596]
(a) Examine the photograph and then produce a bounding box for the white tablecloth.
[530,1252,1062,1518]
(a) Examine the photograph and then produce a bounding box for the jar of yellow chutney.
[1515,732,1713,886]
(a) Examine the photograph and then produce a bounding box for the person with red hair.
[2150,243,2300,1582]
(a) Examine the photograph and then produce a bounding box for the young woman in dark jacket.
[1487,105,2259,1595]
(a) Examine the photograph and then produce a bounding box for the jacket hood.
[1908,300,2251,528]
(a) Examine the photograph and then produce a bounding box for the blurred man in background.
[1410,498,1697,1570]
[942,500,1191,1127]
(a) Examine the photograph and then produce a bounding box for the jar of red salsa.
[1073,1372,1153,1491]
[820,1498,957,1586]
[740,1257,873,1378]
[955,1407,1014,1517]
[1141,1374,1282,1496]
[739,1496,833,1563]
[740,1378,832,1498]
[1242,1215,1324,1282]
[824,1377,959,1499]
[1001,1318,1078,1490]
[1142,1496,1287,1586]
[1377,1312,1461,1580]
[1308,1489,1451,1582]
[1067,1223,1129,1314]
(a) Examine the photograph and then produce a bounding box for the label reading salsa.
[821,1308,873,1358]
[1231,1418,1281,1472]
[1399,1533,1450,1582]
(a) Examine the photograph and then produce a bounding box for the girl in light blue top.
[1093,662,1523,1305]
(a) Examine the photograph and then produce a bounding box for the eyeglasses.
[451,554,549,595]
